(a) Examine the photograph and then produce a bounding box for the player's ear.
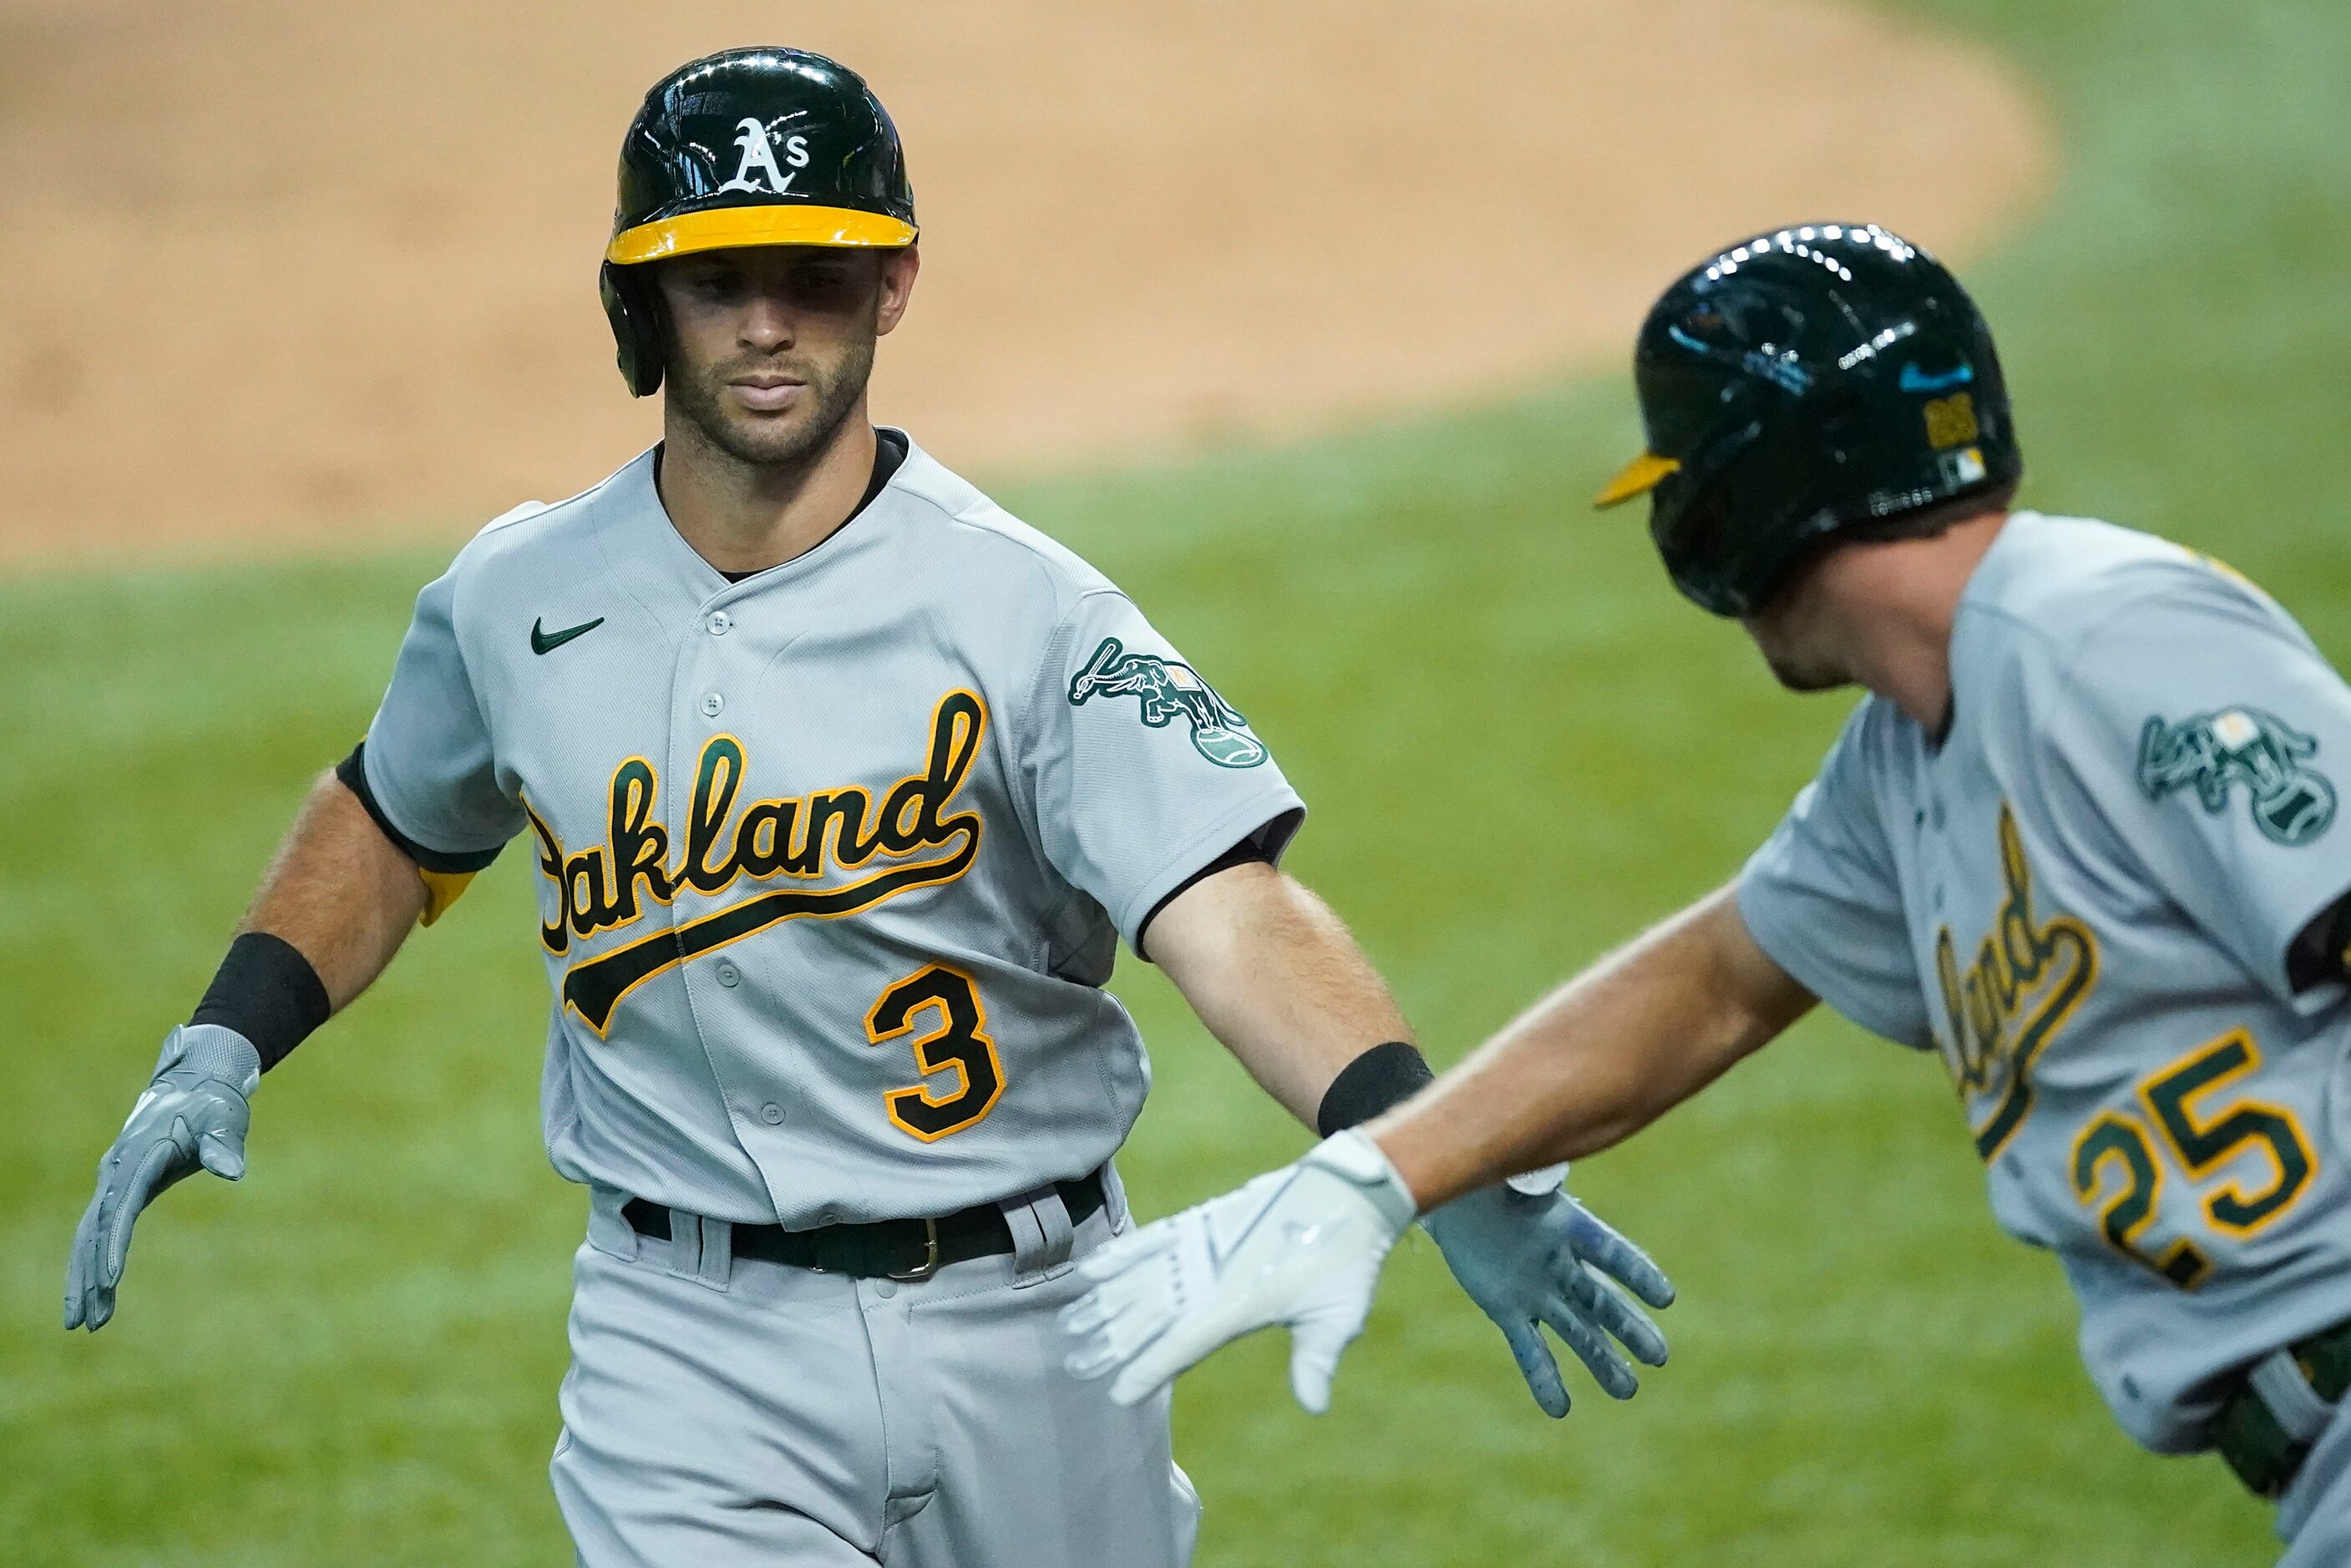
[876,245,920,337]
[600,262,668,397]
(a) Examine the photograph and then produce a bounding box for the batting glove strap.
[154,1024,264,1099]
[1305,1128,1421,1231]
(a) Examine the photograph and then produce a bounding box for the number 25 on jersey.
[2071,1029,2318,1288]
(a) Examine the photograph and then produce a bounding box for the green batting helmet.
[599,47,918,397]
[1595,223,2022,617]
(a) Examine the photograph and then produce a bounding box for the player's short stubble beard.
[665,326,877,475]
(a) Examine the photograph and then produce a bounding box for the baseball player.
[61,48,1671,1566]
[1064,224,2351,1562]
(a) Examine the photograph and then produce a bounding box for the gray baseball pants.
[2278,1384,2351,1565]
[551,1174,1199,1566]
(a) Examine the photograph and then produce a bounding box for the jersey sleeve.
[2045,563,2351,1004]
[357,561,527,865]
[1736,702,1936,1048]
[1021,590,1305,950]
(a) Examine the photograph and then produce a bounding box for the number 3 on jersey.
[866,965,1006,1141]
[2070,1029,2317,1287]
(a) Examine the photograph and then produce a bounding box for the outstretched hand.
[1061,1130,1419,1414]
[64,1024,261,1333]
[1421,1169,1674,1417]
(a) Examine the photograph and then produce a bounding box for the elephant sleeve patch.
[1067,637,1268,768]
[2136,707,2337,845]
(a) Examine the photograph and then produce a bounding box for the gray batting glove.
[63,1024,261,1333]
[1421,1166,1675,1418]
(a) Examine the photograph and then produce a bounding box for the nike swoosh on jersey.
[531,616,605,655]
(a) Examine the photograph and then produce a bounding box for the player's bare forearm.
[1148,861,1414,1127]
[240,771,428,1011]
[1370,886,1816,1211]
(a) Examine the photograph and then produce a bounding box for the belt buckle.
[889,1217,941,1282]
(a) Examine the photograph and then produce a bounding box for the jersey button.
[700,692,725,718]
[715,960,742,988]
[759,1102,785,1125]
[707,610,732,637]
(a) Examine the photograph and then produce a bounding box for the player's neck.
[656,407,880,576]
[1831,513,2009,732]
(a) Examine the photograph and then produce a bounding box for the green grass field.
[8,0,2350,1560]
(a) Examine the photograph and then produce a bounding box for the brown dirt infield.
[0,0,2049,568]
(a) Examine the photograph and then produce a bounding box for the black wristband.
[1316,1041,1436,1138]
[190,932,332,1073]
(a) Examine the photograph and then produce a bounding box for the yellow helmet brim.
[1593,452,1681,509]
[606,205,919,266]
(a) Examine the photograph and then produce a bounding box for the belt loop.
[698,1214,733,1288]
[590,1187,641,1260]
[1099,1161,1132,1232]
[2252,1348,2338,1445]
[1003,1184,1077,1287]
[666,1206,703,1281]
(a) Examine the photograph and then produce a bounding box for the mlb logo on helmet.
[1939,448,1989,487]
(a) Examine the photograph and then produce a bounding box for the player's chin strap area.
[2214,1321,2351,1498]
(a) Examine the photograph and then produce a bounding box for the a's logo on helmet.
[1068,637,1268,769]
[718,117,811,196]
[2138,706,2338,846]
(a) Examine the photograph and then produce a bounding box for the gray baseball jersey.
[360,436,1303,1228]
[1739,510,2351,1454]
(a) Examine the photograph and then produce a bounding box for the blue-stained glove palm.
[63,1024,261,1333]
[1421,1170,1675,1418]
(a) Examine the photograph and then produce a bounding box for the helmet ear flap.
[600,262,665,397]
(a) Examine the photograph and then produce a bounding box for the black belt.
[2214,1318,2351,1498]
[621,1171,1107,1283]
